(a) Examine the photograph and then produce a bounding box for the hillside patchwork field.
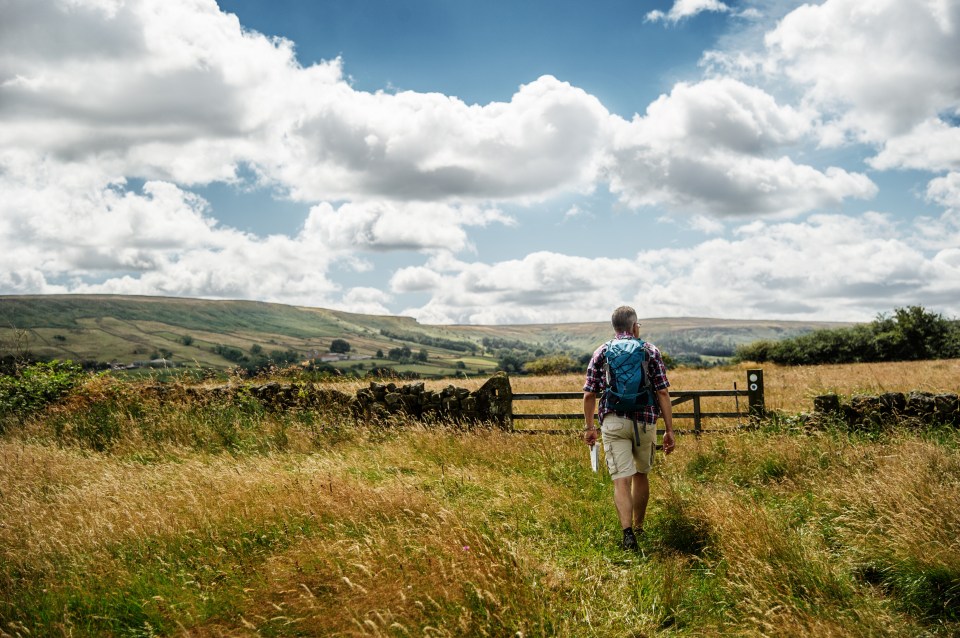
[0,295,849,376]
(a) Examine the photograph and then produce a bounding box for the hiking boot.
[621,527,638,551]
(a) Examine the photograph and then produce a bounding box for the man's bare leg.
[632,472,650,530]
[613,474,636,529]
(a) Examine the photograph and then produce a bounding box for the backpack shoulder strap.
[637,340,653,393]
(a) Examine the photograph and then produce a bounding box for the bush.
[522,354,580,375]
[497,353,529,374]
[0,360,84,428]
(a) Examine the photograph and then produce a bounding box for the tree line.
[380,329,478,353]
[212,343,300,375]
[734,306,960,365]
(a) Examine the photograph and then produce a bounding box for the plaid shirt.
[583,332,670,424]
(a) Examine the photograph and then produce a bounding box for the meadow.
[1,361,958,637]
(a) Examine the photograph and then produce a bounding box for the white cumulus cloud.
[266,74,613,203]
[646,0,732,24]
[606,78,876,216]
[869,118,960,172]
[927,172,960,211]
[302,201,512,253]
[764,0,960,146]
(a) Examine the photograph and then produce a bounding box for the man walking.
[583,305,675,551]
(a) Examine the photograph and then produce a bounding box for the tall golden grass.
[1,360,958,636]
[508,359,960,413]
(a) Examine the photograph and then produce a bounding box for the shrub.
[522,355,580,376]
[0,360,84,429]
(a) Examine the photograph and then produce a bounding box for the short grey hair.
[611,306,638,333]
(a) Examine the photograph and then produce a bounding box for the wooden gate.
[510,368,765,435]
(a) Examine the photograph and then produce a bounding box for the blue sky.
[1,0,958,324]
[215,0,720,112]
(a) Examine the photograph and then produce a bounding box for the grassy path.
[3,419,959,636]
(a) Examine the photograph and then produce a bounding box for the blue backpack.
[603,338,655,412]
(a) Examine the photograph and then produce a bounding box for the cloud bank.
[391,212,960,324]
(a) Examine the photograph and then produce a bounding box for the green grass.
[2,363,958,636]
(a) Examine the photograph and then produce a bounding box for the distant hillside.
[448,316,850,364]
[0,295,850,377]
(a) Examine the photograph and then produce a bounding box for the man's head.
[611,305,639,333]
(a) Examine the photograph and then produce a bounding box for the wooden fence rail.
[511,368,765,436]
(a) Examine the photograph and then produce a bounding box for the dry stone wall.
[812,391,959,429]
[139,371,515,428]
[140,381,353,411]
[351,372,513,427]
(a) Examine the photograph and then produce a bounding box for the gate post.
[693,395,702,437]
[747,369,765,419]
[475,372,514,430]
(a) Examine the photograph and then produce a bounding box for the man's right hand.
[662,429,675,454]
[583,426,598,446]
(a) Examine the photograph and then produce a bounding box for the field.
[1,361,959,636]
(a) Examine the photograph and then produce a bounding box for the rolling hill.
[0,295,850,377]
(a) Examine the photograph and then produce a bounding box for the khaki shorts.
[601,414,656,480]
